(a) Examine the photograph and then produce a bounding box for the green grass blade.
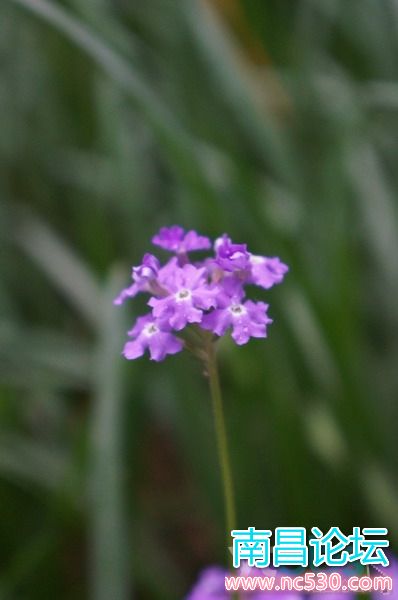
[14,211,101,330]
[88,266,130,600]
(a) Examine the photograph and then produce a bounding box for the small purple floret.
[132,253,160,281]
[202,300,272,345]
[123,315,183,362]
[113,253,160,305]
[215,234,250,272]
[248,255,289,289]
[148,264,218,331]
[152,225,211,253]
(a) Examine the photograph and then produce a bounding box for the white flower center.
[143,323,159,337]
[250,254,264,265]
[229,303,246,316]
[214,237,224,251]
[175,288,191,302]
[133,266,153,282]
[141,266,153,278]
[230,251,245,260]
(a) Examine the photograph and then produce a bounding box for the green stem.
[206,339,237,545]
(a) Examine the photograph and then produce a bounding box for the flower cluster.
[115,226,288,361]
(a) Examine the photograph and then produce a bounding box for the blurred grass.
[89,267,130,600]
[1,0,398,598]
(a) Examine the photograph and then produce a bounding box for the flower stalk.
[205,336,237,545]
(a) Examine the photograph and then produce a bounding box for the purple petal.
[249,255,289,289]
[123,340,146,360]
[113,283,140,305]
[148,331,183,361]
[169,304,202,330]
[231,321,265,345]
[185,566,228,600]
[201,309,232,336]
[127,314,153,337]
[183,229,211,251]
[152,225,184,251]
[152,225,211,253]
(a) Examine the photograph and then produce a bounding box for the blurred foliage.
[1,0,398,598]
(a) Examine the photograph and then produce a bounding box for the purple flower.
[152,225,211,253]
[114,253,160,305]
[116,226,288,361]
[148,264,218,331]
[123,315,183,362]
[215,235,250,272]
[202,300,272,345]
[248,255,289,289]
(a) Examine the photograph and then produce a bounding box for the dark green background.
[1,0,397,598]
